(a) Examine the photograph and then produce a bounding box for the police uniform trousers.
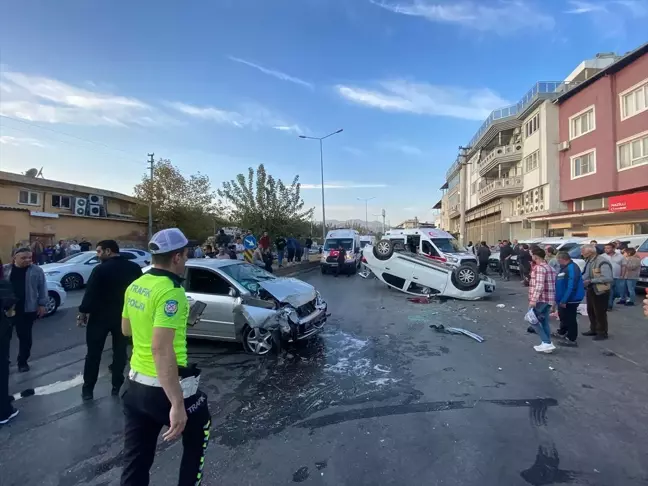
[120,380,211,486]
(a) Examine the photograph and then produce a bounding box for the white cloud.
[273,124,304,135]
[370,0,555,34]
[565,0,607,13]
[0,71,164,127]
[167,101,302,134]
[228,56,314,89]
[301,182,388,189]
[336,79,509,121]
[342,146,366,156]
[0,135,47,147]
[379,141,423,155]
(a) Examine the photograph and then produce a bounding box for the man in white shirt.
[604,243,624,310]
[234,237,245,261]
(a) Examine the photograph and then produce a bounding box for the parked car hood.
[41,262,81,273]
[258,278,316,307]
[452,251,477,258]
[489,252,500,260]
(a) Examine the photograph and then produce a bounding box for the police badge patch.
[164,299,179,317]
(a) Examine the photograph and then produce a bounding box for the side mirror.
[228,288,237,297]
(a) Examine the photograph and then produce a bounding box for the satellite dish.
[25,168,38,178]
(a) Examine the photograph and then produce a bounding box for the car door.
[184,266,239,340]
[410,253,448,294]
[80,255,100,281]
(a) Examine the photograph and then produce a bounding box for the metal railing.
[478,176,523,201]
[479,144,524,176]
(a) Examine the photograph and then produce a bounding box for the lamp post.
[373,209,386,234]
[357,196,375,233]
[299,129,343,243]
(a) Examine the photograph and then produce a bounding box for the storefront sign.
[29,211,59,219]
[609,191,648,212]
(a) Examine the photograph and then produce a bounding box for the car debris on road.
[429,324,485,343]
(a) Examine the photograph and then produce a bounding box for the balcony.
[478,176,523,203]
[478,144,523,177]
[448,204,460,219]
[467,81,581,150]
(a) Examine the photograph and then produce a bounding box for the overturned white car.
[362,239,495,300]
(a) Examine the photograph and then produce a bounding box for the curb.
[275,261,320,278]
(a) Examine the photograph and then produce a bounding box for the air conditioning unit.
[74,198,88,216]
[559,141,570,151]
[88,204,101,217]
[88,194,104,205]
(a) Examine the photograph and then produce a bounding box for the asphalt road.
[1,270,648,486]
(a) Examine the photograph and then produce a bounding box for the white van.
[360,235,376,249]
[383,228,477,267]
[321,229,362,274]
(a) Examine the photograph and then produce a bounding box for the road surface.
[1,271,648,485]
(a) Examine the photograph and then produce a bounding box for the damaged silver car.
[150,259,328,355]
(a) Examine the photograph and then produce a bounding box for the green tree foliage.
[217,164,313,237]
[133,159,226,242]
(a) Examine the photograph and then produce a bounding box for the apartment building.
[0,170,148,261]
[441,53,621,244]
[529,43,648,238]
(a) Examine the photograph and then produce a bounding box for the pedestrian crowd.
[189,229,315,274]
[11,237,93,265]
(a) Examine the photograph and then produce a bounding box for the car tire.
[373,239,394,261]
[451,263,480,291]
[242,326,279,356]
[45,291,60,317]
[61,273,83,291]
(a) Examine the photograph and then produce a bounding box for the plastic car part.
[429,324,484,342]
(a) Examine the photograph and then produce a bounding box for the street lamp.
[299,129,343,243]
[357,196,375,233]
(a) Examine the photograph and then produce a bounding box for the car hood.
[258,278,316,307]
[41,263,76,273]
[450,252,476,258]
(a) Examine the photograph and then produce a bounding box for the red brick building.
[530,42,648,238]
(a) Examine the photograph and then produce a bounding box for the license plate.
[639,277,648,282]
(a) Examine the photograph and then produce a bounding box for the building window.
[18,190,40,206]
[51,194,72,209]
[618,132,648,171]
[569,106,595,140]
[524,151,539,172]
[620,79,648,120]
[525,114,539,138]
[570,149,596,179]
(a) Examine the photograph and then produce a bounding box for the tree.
[217,164,313,237]
[133,159,226,242]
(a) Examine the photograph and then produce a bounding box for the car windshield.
[220,262,275,292]
[324,238,353,251]
[56,253,93,264]
[360,241,370,248]
[431,238,464,253]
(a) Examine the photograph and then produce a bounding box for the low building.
[394,218,436,229]
[530,43,648,237]
[0,170,148,261]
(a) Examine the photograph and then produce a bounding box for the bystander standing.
[477,242,490,275]
[552,251,584,347]
[528,247,557,354]
[581,244,613,340]
[604,243,624,310]
[618,248,641,306]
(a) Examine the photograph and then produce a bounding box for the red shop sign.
[609,191,648,212]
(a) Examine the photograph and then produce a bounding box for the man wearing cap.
[120,228,211,486]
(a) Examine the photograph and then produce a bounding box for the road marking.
[12,373,84,401]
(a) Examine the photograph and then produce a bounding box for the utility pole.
[147,153,154,239]
[382,209,386,234]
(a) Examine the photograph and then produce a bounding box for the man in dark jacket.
[3,249,48,372]
[0,264,19,424]
[335,245,349,277]
[78,240,142,400]
[553,251,585,346]
[477,241,491,275]
[275,236,287,267]
[499,240,514,280]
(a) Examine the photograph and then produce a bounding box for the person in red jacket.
[259,231,270,250]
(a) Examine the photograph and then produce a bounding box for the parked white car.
[45,280,67,316]
[42,249,151,290]
[363,240,495,300]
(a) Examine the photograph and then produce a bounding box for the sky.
[1,0,647,226]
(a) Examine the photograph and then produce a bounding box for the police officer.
[120,228,211,486]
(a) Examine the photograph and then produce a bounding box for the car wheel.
[45,291,60,317]
[373,239,394,261]
[243,326,278,355]
[451,263,480,291]
[61,273,83,291]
